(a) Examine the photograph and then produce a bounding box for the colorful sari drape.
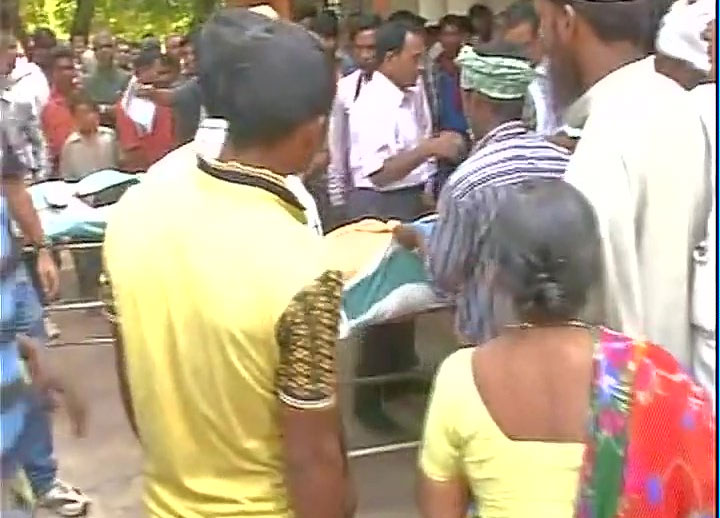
[576,327,716,518]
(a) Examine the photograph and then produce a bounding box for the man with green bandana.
[396,41,571,344]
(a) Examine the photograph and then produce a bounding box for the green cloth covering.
[455,45,536,100]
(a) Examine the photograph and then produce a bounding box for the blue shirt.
[436,67,468,135]
[0,99,30,477]
[427,121,570,343]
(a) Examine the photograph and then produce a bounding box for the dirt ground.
[42,254,459,518]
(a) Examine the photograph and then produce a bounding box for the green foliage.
[20,0,218,41]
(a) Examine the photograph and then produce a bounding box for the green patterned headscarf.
[455,45,536,100]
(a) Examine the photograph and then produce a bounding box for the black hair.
[141,32,156,39]
[140,37,162,53]
[50,45,74,67]
[116,37,129,46]
[388,10,427,30]
[133,48,161,71]
[550,0,651,46]
[197,8,335,146]
[292,2,318,22]
[160,53,181,72]
[69,93,99,114]
[32,27,57,48]
[439,14,472,33]
[374,21,423,63]
[646,0,675,52]
[502,1,539,33]
[308,11,339,39]
[71,33,88,44]
[469,4,493,19]
[485,180,602,323]
[348,13,383,41]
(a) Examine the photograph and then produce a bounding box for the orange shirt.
[115,101,175,172]
[41,89,74,172]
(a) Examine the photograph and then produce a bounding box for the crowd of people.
[0,0,717,517]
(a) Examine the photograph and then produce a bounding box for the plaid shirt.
[0,79,52,183]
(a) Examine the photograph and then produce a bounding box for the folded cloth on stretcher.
[325,215,451,337]
[21,170,141,242]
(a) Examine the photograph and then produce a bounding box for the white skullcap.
[248,4,279,20]
[656,0,715,73]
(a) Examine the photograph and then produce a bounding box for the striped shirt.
[427,120,570,344]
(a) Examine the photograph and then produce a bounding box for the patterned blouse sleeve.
[275,270,344,410]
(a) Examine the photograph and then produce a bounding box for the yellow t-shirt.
[103,158,342,518]
[419,348,584,518]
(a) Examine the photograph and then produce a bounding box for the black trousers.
[346,186,424,388]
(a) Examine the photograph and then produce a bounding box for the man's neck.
[219,143,296,176]
[97,63,115,74]
[79,128,98,138]
[578,41,645,93]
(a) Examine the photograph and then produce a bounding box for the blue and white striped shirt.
[427,120,570,343]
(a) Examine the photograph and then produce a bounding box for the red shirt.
[41,88,75,171]
[115,100,175,172]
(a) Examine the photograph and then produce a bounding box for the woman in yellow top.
[417,180,716,518]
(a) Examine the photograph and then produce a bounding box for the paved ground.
[43,254,459,518]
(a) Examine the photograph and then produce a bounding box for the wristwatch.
[32,237,53,253]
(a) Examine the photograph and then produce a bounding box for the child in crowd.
[59,95,118,181]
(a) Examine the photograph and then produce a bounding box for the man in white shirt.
[535,0,711,368]
[327,13,381,212]
[345,21,464,222]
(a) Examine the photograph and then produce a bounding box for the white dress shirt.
[327,69,373,206]
[565,57,711,367]
[348,72,435,192]
[10,59,50,115]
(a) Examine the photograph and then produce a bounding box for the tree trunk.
[0,0,25,44]
[70,0,97,37]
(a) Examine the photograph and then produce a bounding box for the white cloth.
[656,0,715,73]
[565,57,711,368]
[121,77,157,135]
[690,82,716,401]
[10,59,50,114]
[348,72,435,192]
[528,60,561,136]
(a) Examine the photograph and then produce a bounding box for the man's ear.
[558,4,578,43]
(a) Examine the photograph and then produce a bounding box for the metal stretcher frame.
[42,241,428,458]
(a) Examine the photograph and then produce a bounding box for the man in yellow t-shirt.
[102,9,352,518]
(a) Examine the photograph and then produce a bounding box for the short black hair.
[348,13,383,41]
[469,4,493,19]
[116,37,129,47]
[160,53,181,72]
[439,14,471,33]
[388,10,427,29]
[71,33,88,43]
[308,11,339,39]
[197,8,335,146]
[502,1,539,33]
[70,93,99,114]
[50,45,74,67]
[485,180,602,323]
[33,27,57,48]
[374,21,423,63]
[550,0,651,46]
[133,48,161,71]
[292,2,318,22]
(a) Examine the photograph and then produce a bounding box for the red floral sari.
[576,328,716,518]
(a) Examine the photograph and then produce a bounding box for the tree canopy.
[20,0,218,40]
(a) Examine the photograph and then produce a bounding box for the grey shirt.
[59,127,118,181]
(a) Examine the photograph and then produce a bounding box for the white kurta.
[565,57,711,368]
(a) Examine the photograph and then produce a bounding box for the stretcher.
[34,180,457,458]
